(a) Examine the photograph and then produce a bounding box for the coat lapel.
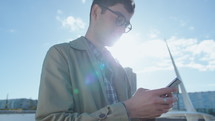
[69,37,109,104]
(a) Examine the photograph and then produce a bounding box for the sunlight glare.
[108,33,141,68]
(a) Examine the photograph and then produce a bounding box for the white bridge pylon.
[161,39,215,121]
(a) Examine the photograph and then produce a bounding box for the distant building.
[173,91,215,115]
[0,98,37,110]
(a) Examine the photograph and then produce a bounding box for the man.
[36,0,177,121]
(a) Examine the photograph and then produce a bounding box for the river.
[0,113,35,121]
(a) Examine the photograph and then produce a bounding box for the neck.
[85,28,105,49]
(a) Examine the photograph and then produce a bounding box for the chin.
[105,37,119,47]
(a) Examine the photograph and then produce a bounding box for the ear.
[91,4,102,21]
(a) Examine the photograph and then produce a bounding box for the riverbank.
[0,110,35,114]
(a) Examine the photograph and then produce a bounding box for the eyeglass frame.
[99,4,132,33]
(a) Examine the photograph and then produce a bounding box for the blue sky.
[0,0,215,99]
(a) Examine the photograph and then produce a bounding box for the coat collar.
[69,36,107,52]
[69,36,89,51]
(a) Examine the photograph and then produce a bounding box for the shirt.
[86,37,119,104]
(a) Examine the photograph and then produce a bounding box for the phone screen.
[167,78,181,87]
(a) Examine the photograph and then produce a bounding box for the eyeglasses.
[99,5,132,33]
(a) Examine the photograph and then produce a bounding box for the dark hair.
[89,0,135,23]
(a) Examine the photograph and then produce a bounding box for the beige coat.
[36,37,133,121]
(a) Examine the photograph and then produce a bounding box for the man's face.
[95,3,133,47]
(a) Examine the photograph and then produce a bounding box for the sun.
[108,33,141,68]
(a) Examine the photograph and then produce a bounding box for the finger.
[166,92,173,97]
[146,106,170,118]
[161,92,174,97]
[154,110,167,117]
[136,88,150,92]
[156,104,171,110]
[161,104,173,109]
[142,88,149,91]
[153,87,177,96]
[160,92,173,98]
[156,97,177,105]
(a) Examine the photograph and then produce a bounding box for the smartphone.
[166,77,181,87]
[162,78,181,97]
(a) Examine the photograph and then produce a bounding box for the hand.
[124,87,177,119]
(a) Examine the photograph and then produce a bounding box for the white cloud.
[56,9,86,32]
[81,0,86,4]
[110,34,215,72]
[62,16,86,31]
[56,15,86,32]
[162,37,215,71]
